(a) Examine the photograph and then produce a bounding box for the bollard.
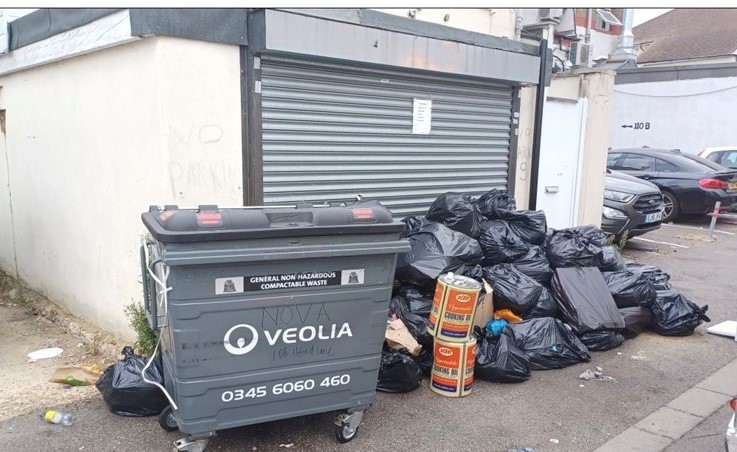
[707,201,721,240]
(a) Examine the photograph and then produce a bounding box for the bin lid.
[141,202,406,243]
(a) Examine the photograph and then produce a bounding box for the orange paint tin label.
[430,337,476,397]
[428,273,482,341]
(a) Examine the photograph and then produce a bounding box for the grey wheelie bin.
[140,203,409,452]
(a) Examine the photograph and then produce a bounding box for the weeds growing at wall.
[124,302,157,357]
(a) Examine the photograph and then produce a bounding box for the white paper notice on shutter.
[412,98,432,134]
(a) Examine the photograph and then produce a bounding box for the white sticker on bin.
[216,269,364,294]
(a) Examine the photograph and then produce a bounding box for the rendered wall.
[0,36,243,336]
[610,76,737,154]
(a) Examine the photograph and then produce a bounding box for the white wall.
[0,36,243,336]
[610,77,737,154]
[375,8,517,38]
[0,91,16,275]
[577,71,615,226]
[514,86,536,209]
[525,71,614,227]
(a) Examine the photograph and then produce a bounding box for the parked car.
[607,148,737,222]
[601,170,664,239]
[698,146,737,169]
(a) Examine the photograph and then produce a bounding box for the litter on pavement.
[27,347,63,361]
[49,364,103,386]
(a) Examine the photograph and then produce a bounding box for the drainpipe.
[514,9,523,40]
[585,8,591,43]
[528,38,548,211]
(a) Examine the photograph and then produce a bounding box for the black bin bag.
[626,263,672,290]
[495,210,547,246]
[599,246,626,272]
[602,270,657,308]
[547,225,609,268]
[649,289,710,336]
[389,287,434,347]
[95,346,168,417]
[512,246,553,285]
[417,347,434,377]
[505,318,590,370]
[619,307,652,339]
[478,221,530,265]
[578,330,625,351]
[551,267,625,333]
[376,348,422,393]
[395,222,483,287]
[473,327,531,383]
[475,188,516,219]
[483,264,558,318]
[402,215,430,236]
[425,192,483,239]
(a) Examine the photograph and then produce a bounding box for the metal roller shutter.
[260,55,515,217]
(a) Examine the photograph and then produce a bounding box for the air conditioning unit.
[538,8,563,22]
[570,42,591,67]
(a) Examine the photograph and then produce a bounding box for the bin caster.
[334,409,364,443]
[159,406,178,432]
[173,435,211,452]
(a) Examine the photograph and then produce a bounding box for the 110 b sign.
[623,122,651,130]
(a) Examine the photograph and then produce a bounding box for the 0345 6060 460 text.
[220,374,351,403]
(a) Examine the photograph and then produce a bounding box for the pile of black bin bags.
[378,189,710,393]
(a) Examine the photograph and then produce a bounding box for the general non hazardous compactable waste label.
[215,269,365,295]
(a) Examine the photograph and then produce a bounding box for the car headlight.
[602,206,627,219]
[604,190,635,203]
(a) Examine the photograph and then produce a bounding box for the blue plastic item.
[486,319,509,336]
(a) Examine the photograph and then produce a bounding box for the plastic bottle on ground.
[43,410,75,425]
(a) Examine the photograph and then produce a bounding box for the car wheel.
[661,191,680,222]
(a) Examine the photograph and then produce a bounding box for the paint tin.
[427,273,482,341]
[430,336,477,397]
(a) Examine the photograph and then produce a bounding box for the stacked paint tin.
[427,272,481,397]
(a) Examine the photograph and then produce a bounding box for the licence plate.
[643,212,662,223]
[729,182,737,190]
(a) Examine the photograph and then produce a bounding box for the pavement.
[1,217,736,452]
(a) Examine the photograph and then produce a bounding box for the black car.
[601,170,664,239]
[607,148,737,222]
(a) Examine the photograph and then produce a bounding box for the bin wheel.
[159,406,178,432]
[335,423,359,443]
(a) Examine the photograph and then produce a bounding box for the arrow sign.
[621,124,633,128]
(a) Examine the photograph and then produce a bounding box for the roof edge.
[278,8,539,56]
[616,62,737,84]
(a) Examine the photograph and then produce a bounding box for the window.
[607,153,622,168]
[721,151,737,168]
[620,154,656,171]
[705,152,721,163]
[655,159,679,173]
[595,9,621,31]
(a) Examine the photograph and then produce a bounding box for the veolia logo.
[223,324,259,355]
[223,322,354,356]
[438,347,454,357]
[456,294,472,303]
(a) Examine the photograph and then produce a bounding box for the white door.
[536,98,587,229]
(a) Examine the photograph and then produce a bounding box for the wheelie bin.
[140,203,409,451]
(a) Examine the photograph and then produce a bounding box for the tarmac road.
[1,218,736,452]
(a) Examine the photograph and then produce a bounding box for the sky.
[632,9,672,27]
